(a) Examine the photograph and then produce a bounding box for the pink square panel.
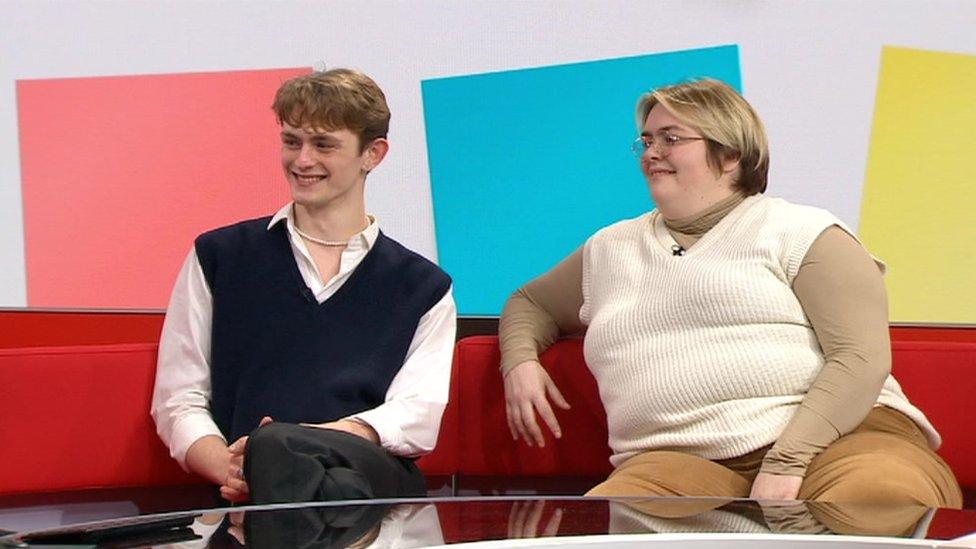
[18,67,310,308]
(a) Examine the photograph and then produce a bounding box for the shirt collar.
[267,202,379,250]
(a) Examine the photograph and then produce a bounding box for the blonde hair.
[272,68,390,152]
[636,79,769,194]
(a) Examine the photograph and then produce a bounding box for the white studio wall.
[2,0,974,318]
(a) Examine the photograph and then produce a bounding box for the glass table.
[2,494,975,548]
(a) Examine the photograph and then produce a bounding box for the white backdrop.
[2,0,974,307]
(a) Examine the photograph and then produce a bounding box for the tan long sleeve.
[498,248,585,374]
[760,225,891,476]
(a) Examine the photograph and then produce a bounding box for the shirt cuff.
[170,414,226,471]
[760,405,838,477]
[348,400,445,457]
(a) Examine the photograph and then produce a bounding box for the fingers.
[749,472,803,502]
[219,481,249,504]
[227,435,248,455]
[505,380,534,446]
[507,500,519,535]
[533,394,562,441]
[222,452,248,501]
[507,403,530,447]
[524,501,545,538]
[229,511,244,527]
[505,401,521,442]
[508,501,529,538]
[507,502,560,539]
[227,524,244,544]
[520,400,547,447]
[546,380,571,411]
[227,461,244,485]
[543,508,563,537]
[504,372,528,444]
[503,361,569,447]
[223,474,248,494]
[227,512,245,544]
[228,417,271,456]
[199,513,226,526]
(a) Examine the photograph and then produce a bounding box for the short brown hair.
[636,79,769,194]
[272,68,390,152]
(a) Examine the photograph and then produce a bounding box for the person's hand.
[227,511,246,545]
[749,472,803,502]
[304,419,380,444]
[508,500,563,539]
[504,360,570,447]
[219,433,250,503]
[219,416,273,503]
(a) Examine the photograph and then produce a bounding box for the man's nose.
[295,144,316,166]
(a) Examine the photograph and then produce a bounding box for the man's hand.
[504,360,570,447]
[304,419,380,444]
[227,512,246,545]
[219,416,273,503]
[749,472,803,502]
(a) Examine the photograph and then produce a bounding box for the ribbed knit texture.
[581,195,938,466]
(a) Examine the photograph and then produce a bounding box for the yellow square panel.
[860,47,976,324]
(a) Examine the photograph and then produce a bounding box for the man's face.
[280,122,371,210]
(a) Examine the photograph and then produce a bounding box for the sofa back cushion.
[456,336,613,477]
[890,340,976,489]
[414,344,461,476]
[454,336,976,490]
[0,343,459,495]
[0,344,200,495]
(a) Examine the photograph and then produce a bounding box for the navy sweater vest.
[195,218,451,441]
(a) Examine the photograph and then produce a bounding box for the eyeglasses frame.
[631,132,707,157]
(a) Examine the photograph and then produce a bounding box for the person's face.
[638,104,736,212]
[280,123,381,210]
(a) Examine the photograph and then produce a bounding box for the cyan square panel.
[423,46,741,315]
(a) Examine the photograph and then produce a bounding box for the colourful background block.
[423,46,741,315]
[860,47,976,324]
[18,67,309,308]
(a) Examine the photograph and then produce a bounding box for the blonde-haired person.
[501,79,961,509]
[152,69,456,504]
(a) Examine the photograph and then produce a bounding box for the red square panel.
[18,67,310,308]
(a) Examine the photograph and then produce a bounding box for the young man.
[151,69,456,503]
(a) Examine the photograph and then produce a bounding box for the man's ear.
[363,138,389,173]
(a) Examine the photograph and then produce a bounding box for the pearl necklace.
[294,226,349,247]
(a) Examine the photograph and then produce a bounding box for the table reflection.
[608,499,933,538]
[5,497,975,548]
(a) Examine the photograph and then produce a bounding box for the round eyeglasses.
[631,131,706,157]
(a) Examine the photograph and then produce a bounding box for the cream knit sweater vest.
[580,195,938,467]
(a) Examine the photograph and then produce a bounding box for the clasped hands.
[218,416,380,503]
[504,360,803,501]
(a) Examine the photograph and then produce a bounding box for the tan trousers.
[588,407,962,534]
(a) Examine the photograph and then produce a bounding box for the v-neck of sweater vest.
[277,224,385,311]
[651,192,753,256]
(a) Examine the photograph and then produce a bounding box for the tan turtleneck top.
[498,192,891,477]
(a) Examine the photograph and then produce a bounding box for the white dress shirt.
[151,203,457,469]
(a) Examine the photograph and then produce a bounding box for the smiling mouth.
[646,169,676,178]
[292,172,327,184]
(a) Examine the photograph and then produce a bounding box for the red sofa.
[0,343,459,496]
[454,336,976,501]
[1,335,973,505]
